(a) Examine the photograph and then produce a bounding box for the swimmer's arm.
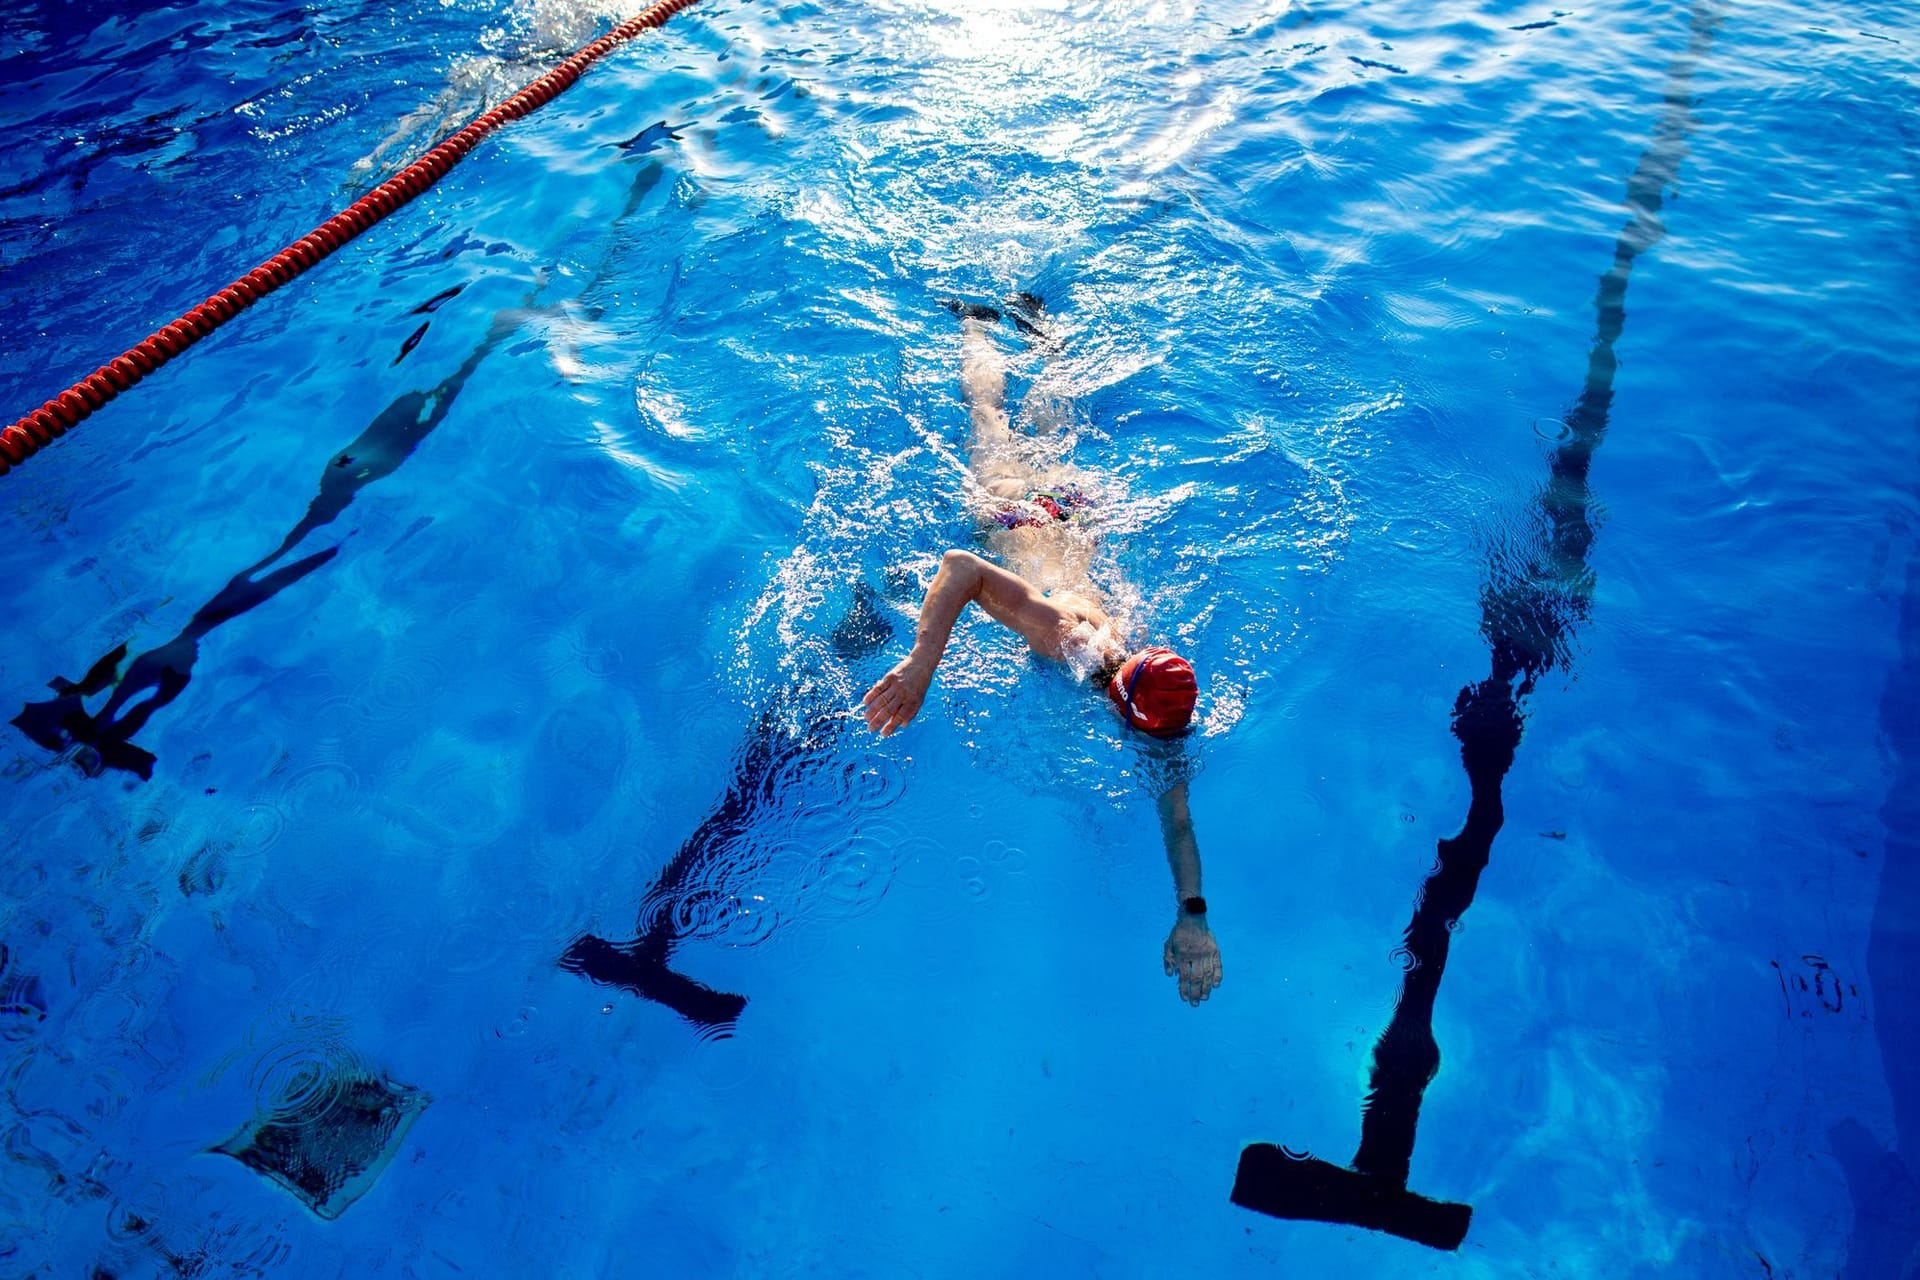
[1159,779,1204,902]
[1160,779,1223,1005]
[862,550,1063,736]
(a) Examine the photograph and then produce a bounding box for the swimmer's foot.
[941,297,1001,324]
[1003,291,1061,350]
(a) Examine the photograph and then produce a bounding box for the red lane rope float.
[0,0,701,480]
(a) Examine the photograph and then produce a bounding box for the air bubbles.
[1531,416,1570,442]
[1389,946,1420,973]
[494,1006,539,1040]
[954,854,989,899]
[951,839,1028,902]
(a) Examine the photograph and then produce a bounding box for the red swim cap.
[1107,647,1198,737]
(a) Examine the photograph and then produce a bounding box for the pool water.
[1,0,1916,1274]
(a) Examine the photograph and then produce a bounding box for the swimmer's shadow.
[11,550,339,780]
[560,581,895,1034]
[12,307,509,782]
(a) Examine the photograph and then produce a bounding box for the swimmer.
[862,297,1222,1006]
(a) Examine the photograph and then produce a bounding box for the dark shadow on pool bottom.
[1836,548,1920,1279]
[10,294,502,780]
[559,582,893,1034]
[10,158,677,782]
[1233,4,1721,1251]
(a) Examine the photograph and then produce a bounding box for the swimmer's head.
[1107,647,1198,738]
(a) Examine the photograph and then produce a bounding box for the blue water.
[2,0,1916,1273]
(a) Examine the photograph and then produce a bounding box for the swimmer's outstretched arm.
[862,549,1069,736]
[1159,779,1222,1005]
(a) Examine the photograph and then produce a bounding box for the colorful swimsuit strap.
[1025,486,1089,522]
[1028,486,1086,505]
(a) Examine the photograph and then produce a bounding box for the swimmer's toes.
[1009,312,1052,343]
[1003,292,1060,348]
[941,297,1001,323]
[1004,290,1046,317]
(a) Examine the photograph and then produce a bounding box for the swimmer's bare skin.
[862,309,1221,1006]
[860,548,1101,735]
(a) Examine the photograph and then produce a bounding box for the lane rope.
[0,0,701,480]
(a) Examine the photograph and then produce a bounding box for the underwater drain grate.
[214,1068,430,1220]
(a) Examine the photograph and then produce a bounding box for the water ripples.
[813,826,903,920]
[634,743,908,952]
[5,0,1900,1266]
[272,932,409,1021]
[234,1013,371,1128]
[669,883,785,948]
[278,760,365,821]
[392,749,517,853]
[0,945,47,1041]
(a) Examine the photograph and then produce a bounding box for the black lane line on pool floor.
[559,582,893,1035]
[1841,92,1920,1280]
[1231,5,1722,1251]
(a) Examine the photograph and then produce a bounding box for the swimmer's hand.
[1164,914,1222,1006]
[862,657,933,737]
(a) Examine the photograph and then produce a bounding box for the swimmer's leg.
[1003,291,1059,349]
[959,318,1031,502]
[1004,292,1072,436]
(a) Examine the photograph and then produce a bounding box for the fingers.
[860,674,920,737]
[1172,949,1221,1006]
[1163,939,1176,977]
[1184,956,1209,1005]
